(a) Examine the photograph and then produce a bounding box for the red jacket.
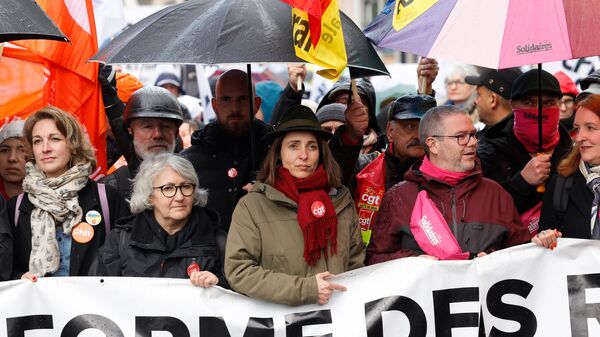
[366,160,529,265]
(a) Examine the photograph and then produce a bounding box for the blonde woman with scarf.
[536,94,600,248]
[10,106,129,281]
[224,105,365,306]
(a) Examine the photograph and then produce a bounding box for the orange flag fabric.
[0,0,107,174]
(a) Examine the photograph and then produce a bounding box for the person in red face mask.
[477,69,572,238]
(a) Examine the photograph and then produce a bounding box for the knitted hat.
[554,71,579,97]
[316,103,346,123]
[0,118,25,144]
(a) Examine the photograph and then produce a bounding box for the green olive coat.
[224,181,365,306]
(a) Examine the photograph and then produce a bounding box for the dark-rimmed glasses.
[432,131,477,146]
[153,183,196,198]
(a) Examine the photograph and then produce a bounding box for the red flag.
[282,0,332,47]
[280,0,323,18]
[0,0,107,174]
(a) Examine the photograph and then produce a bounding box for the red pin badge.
[227,168,238,178]
[187,261,200,277]
[311,201,326,218]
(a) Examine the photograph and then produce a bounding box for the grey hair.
[419,105,469,155]
[445,64,478,81]
[129,153,207,214]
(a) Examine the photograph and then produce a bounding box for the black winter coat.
[97,207,228,287]
[477,114,572,213]
[9,180,129,278]
[0,197,12,281]
[180,120,272,232]
[539,171,594,238]
[99,100,138,201]
[101,165,134,201]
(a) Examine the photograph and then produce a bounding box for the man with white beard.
[102,86,183,200]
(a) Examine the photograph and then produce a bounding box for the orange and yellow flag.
[289,0,348,80]
[0,0,107,175]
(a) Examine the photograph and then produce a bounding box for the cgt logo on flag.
[290,0,347,80]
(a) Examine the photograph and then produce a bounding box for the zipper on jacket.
[451,188,458,235]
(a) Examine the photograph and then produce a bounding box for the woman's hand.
[315,271,346,305]
[532,229,562,249]
[21,272,37,282]
[189,270,218,288]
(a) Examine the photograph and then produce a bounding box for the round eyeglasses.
[153,183,196,198]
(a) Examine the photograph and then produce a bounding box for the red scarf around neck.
[274,165,338,265]
[420,156,471,186]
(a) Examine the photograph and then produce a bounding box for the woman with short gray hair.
[129,153,207,213]
[98,153,227,288]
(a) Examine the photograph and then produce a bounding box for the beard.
[221,119,251,138]
[133,139,176,161]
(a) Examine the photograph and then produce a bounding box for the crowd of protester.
[0,59,599,307]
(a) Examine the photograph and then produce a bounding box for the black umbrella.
[92,0,389,169]
[91,0,389,78]
[0,0,68,43]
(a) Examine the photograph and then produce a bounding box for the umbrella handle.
[418,76,427,94]
[297,77,302,93]
[350,79,359,102]
[536,152,546,193]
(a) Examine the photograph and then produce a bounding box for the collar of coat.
[118,206,219,254]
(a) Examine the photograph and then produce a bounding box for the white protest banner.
[1,239,599,337]
[533,57,600,86]
[195,65,215,124]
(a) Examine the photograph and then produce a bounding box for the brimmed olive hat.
[265,104,332,142]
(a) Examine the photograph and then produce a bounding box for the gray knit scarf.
[580,160,600,239]
[22,161,91,276]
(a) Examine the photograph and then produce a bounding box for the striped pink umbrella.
[364,0,600,69]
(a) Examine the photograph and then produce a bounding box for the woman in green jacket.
[224,105,365,306]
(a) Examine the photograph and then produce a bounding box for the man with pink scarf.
[367,106,529,263]
[477,70,572,237]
